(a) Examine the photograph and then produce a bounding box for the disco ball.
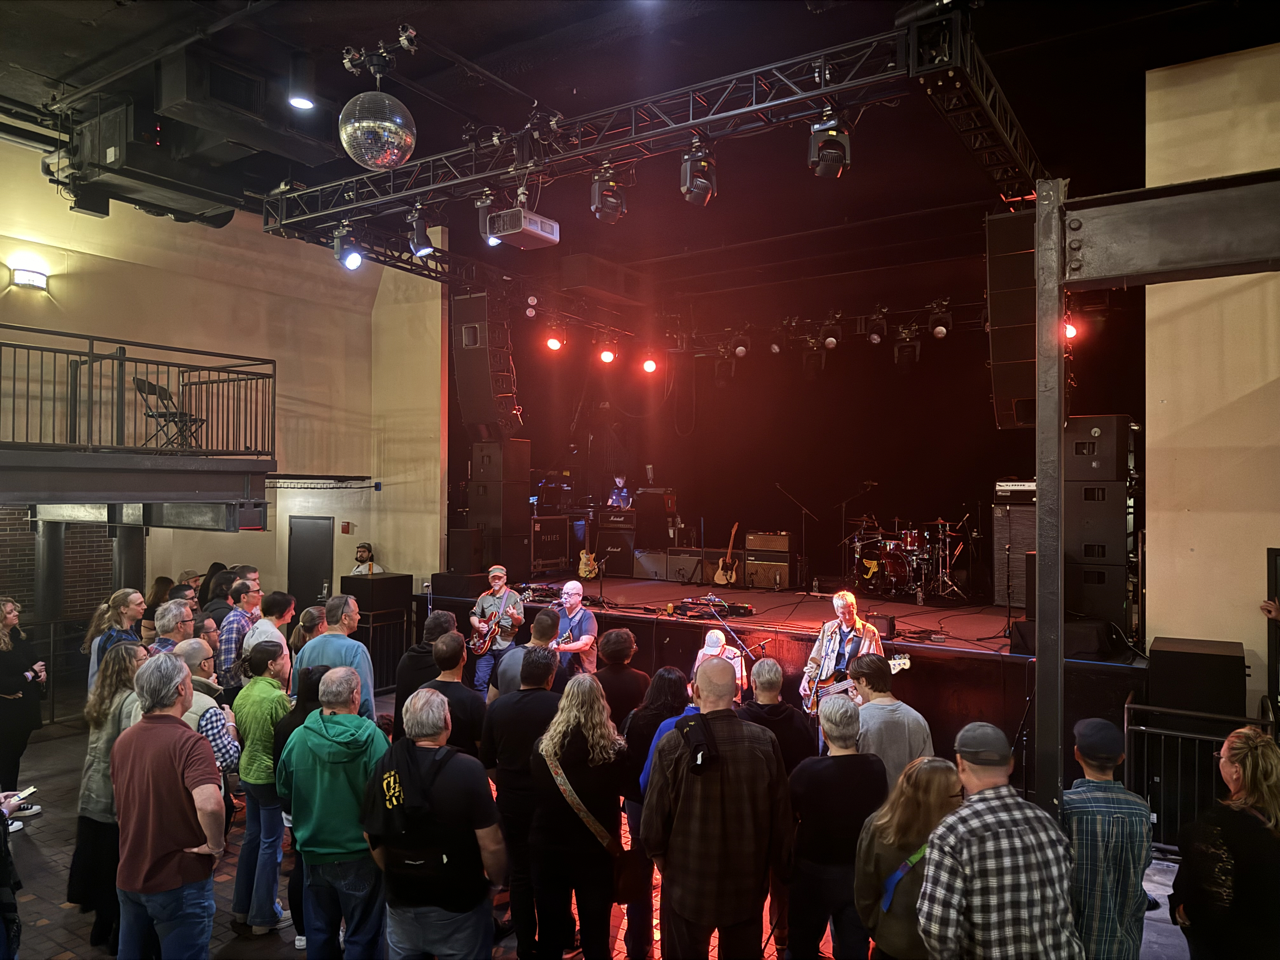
[339,91,417,170]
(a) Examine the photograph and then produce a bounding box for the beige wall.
[1145,43,1280,714]
[0,138,448,595]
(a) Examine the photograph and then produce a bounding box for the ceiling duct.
[157,47,341,167]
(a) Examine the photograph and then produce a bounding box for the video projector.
[487,207,560,249]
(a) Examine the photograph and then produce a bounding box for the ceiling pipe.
[48,0,278,114]
[414,36,541,109]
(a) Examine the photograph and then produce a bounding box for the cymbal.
[848,516,876,524]
[923,518,952,525]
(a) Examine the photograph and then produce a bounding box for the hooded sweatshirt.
[276,709,389,863]
[737,699,818,775]
[391,641,440,742]
[203,596,234,629]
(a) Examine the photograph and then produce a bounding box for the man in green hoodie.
[277,666,388,959]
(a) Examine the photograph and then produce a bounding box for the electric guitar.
[579,532,600,579]
[713,522,740,585]
[803,653,911,715]
[469,588,533,656]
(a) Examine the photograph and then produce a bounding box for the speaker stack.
[1064,415,1134,629]
[465,438,531,582]
[451,291,523,441]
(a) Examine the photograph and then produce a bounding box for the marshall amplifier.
[667,549,703,583]
[599,509,636,529]
[594,529,635,574]
[745,550,792,590]
[745,531,792,552]
[994,480,1037,503]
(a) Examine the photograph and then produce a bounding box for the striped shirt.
[918,783,1084,960]
[1061,778,1152,960]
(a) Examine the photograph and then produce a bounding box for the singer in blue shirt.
[550,580,599,675]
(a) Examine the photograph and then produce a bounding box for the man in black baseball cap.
[1061,719,1153,959]
[917,721,1084,959]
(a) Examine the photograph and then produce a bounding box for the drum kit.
[844,515,968,602]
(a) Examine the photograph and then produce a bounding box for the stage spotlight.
[333,231,362,270]
[408,210,433,257]
[894,338,921,368]
[868,318,888,345]
[591,166,627,224]
[642,356,658,373]
[288,52,316,110]
[808,115,851,178]
[546,324,566,351]
[729,336,750,359]
[680,141,717,207]
[714,358,735,388]
[478,191,500,247]
[600,342,618,363]
[931,311,952,339]
[819,324,841,349]
[801,348,825,381]
[1065,321,1078,340]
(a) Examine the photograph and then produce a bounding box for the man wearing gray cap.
[917,722,1084,959]
[1061,719,1151,960]
[349,542,384,575]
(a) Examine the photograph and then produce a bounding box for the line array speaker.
[986,209,1036,430]
[451,290,523,441]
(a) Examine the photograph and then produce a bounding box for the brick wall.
[0,507,125,618]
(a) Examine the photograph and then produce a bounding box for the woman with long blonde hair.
[68,641,147,951]
[530,673,627,960]
[0,597,45,822]
[84,587,146,691]
[854,757,963,960]
[288,605,326,656]
[1170,726,1280,958]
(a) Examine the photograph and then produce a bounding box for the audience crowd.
[1,570,1280,960]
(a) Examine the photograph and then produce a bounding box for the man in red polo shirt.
[111,653,224,960]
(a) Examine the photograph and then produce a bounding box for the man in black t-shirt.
[788,695,888,960]
[594,628,651,727]
[420,632,486,756]
[363,687,506,960]
[480,647,560,960]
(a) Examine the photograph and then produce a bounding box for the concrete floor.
[10,717,1191,959]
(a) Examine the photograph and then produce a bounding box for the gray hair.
[318,666,360,708]
[403,687,450,740]
[751,657,783,693]
[172,638,210,674]
[135,652,189,714]
[325,594,355,625]
[818,694,860,749]
[154,599,190,637]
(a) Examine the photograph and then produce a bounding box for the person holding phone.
[0,598,44,812]
[1,788,27,959]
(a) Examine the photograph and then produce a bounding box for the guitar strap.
[881,844,929,912]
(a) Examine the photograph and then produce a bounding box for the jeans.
[623,800,654,960]
[499,796,538,959]
[385,898,494,960]
[658,894,763,960]
[304,856,385,960]
[472,644,510,694]
[787,859,870,960]
[117,876,215,960]
[531,841,614,960]
[232,780,285,927]
[0,725,32,791]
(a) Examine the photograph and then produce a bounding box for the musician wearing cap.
[349,542,384,575]
[692,630,745,700]
[469,565,524,694]
[799,590,883,708]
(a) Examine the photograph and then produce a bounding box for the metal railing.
[20,616,93,725]
[1124,702,1275,849]
[0,322,275,457]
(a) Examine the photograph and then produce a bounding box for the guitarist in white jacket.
[799,591,883,709]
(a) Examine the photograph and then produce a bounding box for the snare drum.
[900,529,924,553]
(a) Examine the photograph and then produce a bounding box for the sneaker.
[10,803,41,818]
[233,912,248,924]
[252,907,293,936]
[294,936,306,951]
[5,820,22,835]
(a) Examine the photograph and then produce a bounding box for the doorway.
[289,517,334,621]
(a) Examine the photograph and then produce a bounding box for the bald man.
[640,658,793,960]
[549,580,598,675]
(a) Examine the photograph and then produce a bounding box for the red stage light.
[547,337,563,350]
[600,348,616,363]
[642,358,657,373]
[1064,321,1078,340]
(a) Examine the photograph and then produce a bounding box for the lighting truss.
[263,14,1046,244]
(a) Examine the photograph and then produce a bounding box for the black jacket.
[392,643,441,742]
[737,699,817,774]
[204,597,234,628]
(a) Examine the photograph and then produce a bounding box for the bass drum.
[881,542,914,592]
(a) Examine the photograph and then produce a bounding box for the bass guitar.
[713,522,740,585]
[803,653,911,715]
[469,588,533,656]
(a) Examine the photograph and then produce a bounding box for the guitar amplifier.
[745,550,792,590]
[599,509,636,529]
[667,549,703,583]
[633,549,667,580]
[745,531,792,552]
[595,529,635,573]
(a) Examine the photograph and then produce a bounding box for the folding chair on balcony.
[132,376,205,449]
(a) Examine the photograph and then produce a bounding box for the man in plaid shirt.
[917,722,1084,960]
[1061,719,1151,960]
[215,580,262,706]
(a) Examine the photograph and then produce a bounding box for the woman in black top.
[530,674,628,960]
[138,576,174,642]
[0,599,44,797]
[618,666,687,960]
[196,561,227,610]
[1171,726,1280,959]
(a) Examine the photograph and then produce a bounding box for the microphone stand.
[834,481,876,583]
[776,483,820,594]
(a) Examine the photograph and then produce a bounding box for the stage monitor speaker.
[431,571,490,600]
[483,534,530,583]
[745,550,792,590]
[448,528,485,575]
[986,209,1036,429]
[1065,415,1133,483]
[473,438,530,482]
[594,529,635,573]
[1025,551,1036,620]
[992,503,1035,606]
[633,549,666,580]
[1009,618,1131,661]
[452,290,522,441]
[468,481,530,537]
[340,572,412,613]
[1064,481,1132,566]
[1064,561,1130,626]
[1149,637,1246,717]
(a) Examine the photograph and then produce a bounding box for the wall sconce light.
[11,268,48,290]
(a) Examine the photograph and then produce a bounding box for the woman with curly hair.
[0,599,44,800]
[67,641,147,950]
[1170,726,1280,958]
[529,673,628,960]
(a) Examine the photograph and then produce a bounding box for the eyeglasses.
[181,618,194,625]
[134,651,150,662]
[201,627,219,636]
[200,655,215,665]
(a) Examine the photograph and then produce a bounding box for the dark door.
[289,517,334,617]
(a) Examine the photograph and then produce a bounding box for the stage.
[424,575,1148,801]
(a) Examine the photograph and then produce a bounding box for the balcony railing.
[0,322,275,458]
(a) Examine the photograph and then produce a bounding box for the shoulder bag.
[544,752,651,904]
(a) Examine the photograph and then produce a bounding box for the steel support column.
[1034,179,1066,814]
[111,526,146,593]
[33,520,65,621]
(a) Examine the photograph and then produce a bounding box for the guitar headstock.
[888,654,911,674]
